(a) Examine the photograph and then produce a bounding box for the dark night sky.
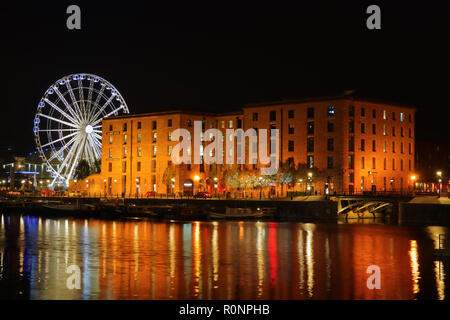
[0,1,449,155]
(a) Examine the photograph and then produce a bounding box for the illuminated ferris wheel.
[33,73,130,186]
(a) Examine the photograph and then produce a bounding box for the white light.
[85,125,93,134]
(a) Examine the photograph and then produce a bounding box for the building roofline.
[104,109,243,120]
[243,94,416,110]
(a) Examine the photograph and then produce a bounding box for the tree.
[162,165,176,193]
[222,167,241,189]
[276,160,296,196]
[74,159,91,180]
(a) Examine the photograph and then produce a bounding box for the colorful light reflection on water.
[0,214,448,300]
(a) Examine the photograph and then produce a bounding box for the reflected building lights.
[306,228,315,298]
[256,222,265,297]
[409,240,421,296]
[212,222,219,285]
[434,261,445,300]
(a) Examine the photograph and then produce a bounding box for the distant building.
[415,139,450,193]
[73,93,416,196]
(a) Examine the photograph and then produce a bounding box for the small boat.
[42,203,79,212]
[208,207,265,219]
[126,204,159,217]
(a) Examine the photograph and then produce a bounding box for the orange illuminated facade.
[72,94,415,196]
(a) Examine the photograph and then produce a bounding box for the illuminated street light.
[194,175,200,181]
[437,171,442,177]
[308,172,313,178]
[411,175,416,181]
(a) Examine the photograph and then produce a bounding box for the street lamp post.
[437,171,442,198]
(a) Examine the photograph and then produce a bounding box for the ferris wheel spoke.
[91,104,124,126]
[46,135,78,162]
[87,135,100,161]
[65,82,84,122]
[77,78,86,118]
[54,87,83,124]
[43,98,79,126]
[38,129,78,132]
[67,136,88,181]
[93,130,102,134]
[50,138,80,185]
[40,131,78,149]
[86,79,95,116]
[90,84,105,122]
[39,113,80,129]
[90,94,115,123]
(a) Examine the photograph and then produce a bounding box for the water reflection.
[0,214,449,300]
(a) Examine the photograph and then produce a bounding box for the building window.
[307,107,314,118]
[327,106,335,116]
[384,158,387,170]
[109,124,113,131]
[392,127,396,137]
[392,159,396,170]
[288,110,294,118]
[409,114,412,123]
[187,119,192,127]
[392,112,396,121]
[287,157,294,167]
[372,124,376,135]
[348,155,354,169]
[383,125,387,136]
[109,148,112,158]
[201,120,205,130]
[122,161,126,173]
[372,140,376,152]
[152,132,157,143]
[307,122,314,135]
[409,128,412,138]
[349,106,354,117]
[288,123,294,134]
[372,109,376,118]
[328,121,334,132]
[123,147,127,158]
[361,107,365,117]
[153,145,157,157]
[372,157,376,170]
[383,110,387,120]
[123,134,127,145]
[409,143,412,154]
[361,123,365,134]
[221,120,225,129]
[137,162,141,172]
[270,111,276,121]
[349,120,354,133]
[137,147,142,157]
[327,138,334,151]
[327,157,334,169]
[253,113,258,121]
[361,176,365,190]
[383,141,387,153]
[307,155,314,168]
[109,136,113,144]
[400,159,404,171]
[168,146,172,156]
[400,112,404,122]
[108,162,112,172]
[349,172,354,183]
[307,138,314,152]
[123,123,127,132]
[289,140,295,152]
[349,136,354,152]
[361,157,365,169]
[401,142,404,154]
[152,160,156,173]
[168,132,172,141]
[392,142,396,153]
[237,119,242,128]
[168,119,172,127]
[361,139,365,151]
[137,133,141,143]
[137,121,141,129]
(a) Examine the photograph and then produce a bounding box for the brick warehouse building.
[70,93,416,196]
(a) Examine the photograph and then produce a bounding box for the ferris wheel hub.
[85,124,93,134]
